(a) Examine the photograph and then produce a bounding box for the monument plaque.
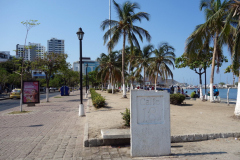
[131,90,171,157]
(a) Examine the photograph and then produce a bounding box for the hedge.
[170,93,185,105]
[90,88,105,108]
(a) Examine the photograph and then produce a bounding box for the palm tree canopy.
[100,0,151,50]
[96,51,122,82]
[148,43,176,81]
[136,44,154,75]
[186,0,235,72]
[222,0,240,70]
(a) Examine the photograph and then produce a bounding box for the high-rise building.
[0,51,12,62]
[47,38,65,54]
[73,57,99,75]
[16,42,46,61]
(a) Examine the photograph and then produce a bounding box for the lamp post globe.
[77,28,84,40]
[76,27,85,117]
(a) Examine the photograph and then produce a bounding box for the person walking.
[170,85,174,94]
[177,86,180,94]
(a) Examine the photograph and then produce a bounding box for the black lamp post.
[86,63,88,93]
[77,27,85,117]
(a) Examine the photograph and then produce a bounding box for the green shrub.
[90,88,105,108]
[170,93,185,105]
[190,92,195,98]
[121,108,130,126]
[107,89,115,93]
[114,89,119,92]
[92,96,105,108]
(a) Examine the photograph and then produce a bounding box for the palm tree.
[222,0,240,116]
[125,46,141,73]
[147,43,176,91]
[96,52,122,94]
[137,44,154,89]
[186,0,234,102]
[101,0,151,98]
[128,70,137,90]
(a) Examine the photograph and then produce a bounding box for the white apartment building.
[16,42,46,61]
[0,51,13,62]
[47,38,65,54]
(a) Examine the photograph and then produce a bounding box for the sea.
[184,88,237,100]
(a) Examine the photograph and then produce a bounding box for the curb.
[83,123,89,147]
[82,91,240,147]
[84,132,240,147]
[171,132,240,142]
[0,97,10,101]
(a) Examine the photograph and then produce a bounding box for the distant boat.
[187,85,196,89]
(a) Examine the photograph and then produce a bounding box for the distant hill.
[144,77,179,86]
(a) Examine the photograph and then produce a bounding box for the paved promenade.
[0,91,87,160]
[0,90,240,160]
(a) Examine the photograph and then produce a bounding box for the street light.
[85,63,88,98]
[77,27,85,117]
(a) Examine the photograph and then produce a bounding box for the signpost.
[130,90,171,157]
[22,81,40,106]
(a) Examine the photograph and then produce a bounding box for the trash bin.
[60,86,70,96]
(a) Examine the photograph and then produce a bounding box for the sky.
[0,0,237,85]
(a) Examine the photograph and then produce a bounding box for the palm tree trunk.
[199,71,203,100]
[233,73,235,86]
[20,71,23,112]
[122,32,127,98]
[235,68,240,116]
[210,33,218,102]
[111,74,114,94]
[235,18,240,116]
[101,78,103,91]
[46,74,49,102]
[155,72,157,91]
[143,67,145,89]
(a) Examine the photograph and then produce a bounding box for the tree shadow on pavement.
[1,124,44,128]
[28,124,44,127]
[172,152,227,156]
[177,104,193,107]
[67,99,87,102]
[171,145,183,148]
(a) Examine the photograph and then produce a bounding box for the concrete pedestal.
[130,90,171,157]
[79,104,85,117]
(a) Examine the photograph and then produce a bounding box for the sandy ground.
[87,90,240,139]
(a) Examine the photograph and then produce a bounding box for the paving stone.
[187,135,194,141]
[102,154,111,158]
[234,132,240,137]
[207,134,215,140]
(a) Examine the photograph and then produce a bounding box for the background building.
[0,51,12,62]
[73,57,99,75]
[47,38,65,54]
[16,42,46,61]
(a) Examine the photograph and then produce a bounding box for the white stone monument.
[130,90,171,157]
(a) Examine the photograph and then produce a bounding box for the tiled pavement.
[1,91,240,160]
